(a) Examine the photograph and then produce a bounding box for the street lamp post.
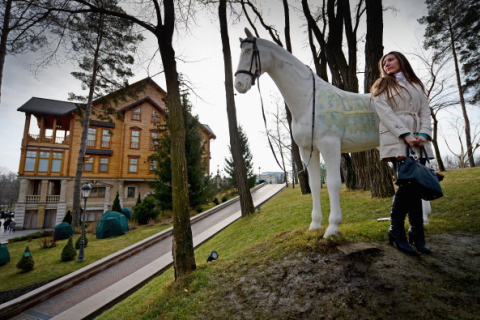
[258,167,261,182]
[77,183,92,262]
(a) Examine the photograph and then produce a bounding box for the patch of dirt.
[219,232,480,319]
[0,277,60,305]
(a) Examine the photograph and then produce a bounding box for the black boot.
[388,186,417,255]
[407,192,432,254]
[408,229,432,253]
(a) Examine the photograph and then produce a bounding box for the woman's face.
[383,54,401,75]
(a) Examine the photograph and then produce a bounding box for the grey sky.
[1,0,466,176]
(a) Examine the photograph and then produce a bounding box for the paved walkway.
[0,222,42,245]
[2,184,285,320]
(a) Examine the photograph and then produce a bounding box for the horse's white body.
[234,30,431,236]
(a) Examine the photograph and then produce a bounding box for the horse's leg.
[320,140,342,238]
[300,148,322,231]
[422,200,431,225]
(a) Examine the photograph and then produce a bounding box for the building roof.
[201,124,216,140]
[17,97,79,116]
[118,96,168,115]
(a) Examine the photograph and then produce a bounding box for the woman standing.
[371,51,434,255]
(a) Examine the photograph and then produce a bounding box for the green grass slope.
[98,167,480,320]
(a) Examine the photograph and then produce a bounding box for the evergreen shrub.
[133,196,161,224]
[16,247,34,272]
[112,192,122,213]
[75,235,88,249]
[61,237,77,262]
[62,210,73,225]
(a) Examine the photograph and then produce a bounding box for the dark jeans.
[390,158,427,236]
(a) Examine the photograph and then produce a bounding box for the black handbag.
[395,145,443,201]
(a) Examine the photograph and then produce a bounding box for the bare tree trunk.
[0,0,12,102]
[449,19,475,167]
[431,111,446,171]
[286,106,311,194]
[72,13,106,228]
[219,0,255,217]
[159,0,196,279]
[362,0,394,197]
[282,0,309,193]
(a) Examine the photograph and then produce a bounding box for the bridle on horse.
[234,38,261,85]
[234,37,316,175]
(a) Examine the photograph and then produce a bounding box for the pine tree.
[62,210,73,225]
[61,237,77,262]
[224,126,257,189]
[16,246,34,272]
[62,0,145,227]
[112,192,122,212]
[151,90,215,211]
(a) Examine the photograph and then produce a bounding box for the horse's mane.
[255,37,342,93]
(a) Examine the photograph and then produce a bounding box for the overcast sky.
[0,0,471,176]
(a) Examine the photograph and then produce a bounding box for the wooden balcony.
[28,134,69,145]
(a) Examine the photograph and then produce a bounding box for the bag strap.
[405,144,431,164]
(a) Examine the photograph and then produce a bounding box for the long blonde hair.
[371,51,425,102]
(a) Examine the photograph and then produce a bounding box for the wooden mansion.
[14,78,216,230]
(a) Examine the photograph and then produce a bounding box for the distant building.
[259,172,285,184]
[14,78,216,230]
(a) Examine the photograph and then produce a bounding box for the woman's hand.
[404,135,418,147]
[415,135,426,147]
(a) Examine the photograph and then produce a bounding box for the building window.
[99,157,109,172]
[51,152,63,172]
[127,187,135,198]
[149,159,157,173]
[87,128,96,147]
[38,151,50,172]
[87,210,103,222]
[150,132,158,150]
[129,158,138,172]
[101,130,111,148]
[84,157,94,172]
[25,150,37,171]
[152,110,160,123]
[131,130,140,149]
[90,187,106,197]
[132,107,141,121]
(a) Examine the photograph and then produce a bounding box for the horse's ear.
[245,28,254,39]
[239,37,244,43]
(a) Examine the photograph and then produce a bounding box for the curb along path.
[2,183,285,320]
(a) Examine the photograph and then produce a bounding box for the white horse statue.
[234,28,431,237]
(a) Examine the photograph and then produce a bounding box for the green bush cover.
[0,244,10,265]
[54,222,73,240]
[96,211,129,239]
[121,207,132,220]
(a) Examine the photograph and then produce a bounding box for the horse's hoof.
[309,221,322,231]
[323,225,340,238]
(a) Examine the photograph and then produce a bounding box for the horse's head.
[234,28,260,94]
